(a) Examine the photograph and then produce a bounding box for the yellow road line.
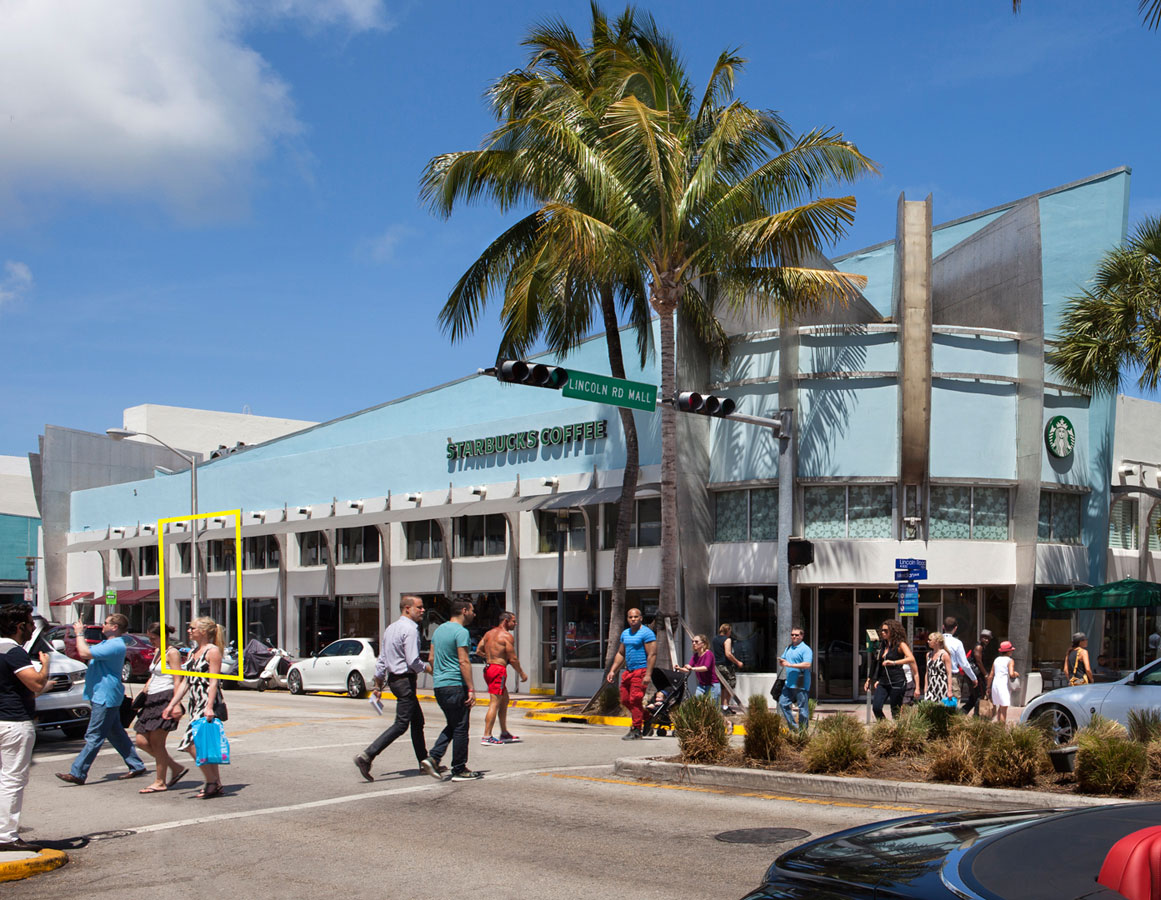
[540,773,939,814]
[228,722,303,736]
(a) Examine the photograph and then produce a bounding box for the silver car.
[1020,656,1161,743]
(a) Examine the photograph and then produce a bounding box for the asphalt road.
[13,691,926,899]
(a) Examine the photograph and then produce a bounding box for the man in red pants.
[605,608,657,740]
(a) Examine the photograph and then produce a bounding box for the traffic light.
[675,391,737,417]
[490,360,569,390]
[787,537,814,568]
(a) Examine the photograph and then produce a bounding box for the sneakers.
[499,732,521,743]
[622,728,643,741]
[450,768,484,781]
[354,754,373,782]
[419,757,442,779]
[480,736,504,746]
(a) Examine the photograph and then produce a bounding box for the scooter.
[256,647,296,692]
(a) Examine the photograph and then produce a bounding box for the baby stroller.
[642,668,687,737]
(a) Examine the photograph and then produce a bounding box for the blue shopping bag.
[191,716,231,766]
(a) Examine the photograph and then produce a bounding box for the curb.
[613,758,1133,811]
[0,849,68,883]
[523,708,748,734]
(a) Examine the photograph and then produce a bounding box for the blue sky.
[1,0,1158,456]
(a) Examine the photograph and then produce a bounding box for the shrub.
[1147,740,1161,779]
[1127,709,1161,744]
[914,700,955,739]
[784,722,811,751]
[927,733,976,784]
[672,691,730,764]
[978,725,1048,788]
[949,715,1006,770]
[1076,717,1148,796]
[804,713,868,774]
[869,707,930,758]
[743,695,784,762]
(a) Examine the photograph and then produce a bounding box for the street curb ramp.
[613,758,1134,811]
[0,848,68,883]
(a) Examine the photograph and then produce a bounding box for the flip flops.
[167,766,189,788]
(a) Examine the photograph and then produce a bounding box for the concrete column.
[895,193,933,491]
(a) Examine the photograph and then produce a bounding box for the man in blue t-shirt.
[56,613,147,785]
[421,598,481,782]
[606,608,656,740]
[777,626,813,732]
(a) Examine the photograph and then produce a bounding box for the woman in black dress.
[133,622,186,793]
[864,619,916,720]
[163,617,225,799]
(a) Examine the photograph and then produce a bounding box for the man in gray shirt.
[354,596,434,782]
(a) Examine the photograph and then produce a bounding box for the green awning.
[1047,578,1161,610]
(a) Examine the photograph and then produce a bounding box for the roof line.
[832,166,1132,263]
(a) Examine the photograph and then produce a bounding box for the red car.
[64,627,155,682]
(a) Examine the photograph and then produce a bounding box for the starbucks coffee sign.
[447,419,608,460]
[1045,415,1076,459]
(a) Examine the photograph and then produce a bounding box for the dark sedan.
[121,633,156,681]
[741,803,1161,899]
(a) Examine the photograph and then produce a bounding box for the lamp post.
[555,508,569,698]
[106,427,199,624]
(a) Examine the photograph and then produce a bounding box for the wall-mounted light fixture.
[249,511,264,521]
[406,493,420,504]
[296,507,309,516]
[542,477,559,488]
[348,500,364,511]
[471,486,486,497]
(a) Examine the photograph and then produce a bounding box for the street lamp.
[106,427,200,622]
[555,508,569,697]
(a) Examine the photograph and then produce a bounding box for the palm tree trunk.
[656,293,678,671]
[599,285,640,670]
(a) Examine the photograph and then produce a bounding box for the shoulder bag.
[769,645,792,699]
[1068,651,1087,686]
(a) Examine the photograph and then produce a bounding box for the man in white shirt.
[1,605,51,852]
[943,616,979,711]
[354,596,433,782]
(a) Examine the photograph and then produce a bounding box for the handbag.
[941,696,958,709]
[1068,651,1087,686]
[191,716,231,766]
[120,693,136,728]
[769,645,791,698]
[213,693,228,722]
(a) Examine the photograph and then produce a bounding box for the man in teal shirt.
[422,598,481,782]
[777,627,813,732]
[56,613,147,785]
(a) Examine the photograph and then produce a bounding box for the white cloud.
[0,260,33,308]
[357,224,413,263]
[0,0,388,223]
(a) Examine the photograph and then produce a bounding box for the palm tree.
[423,5,877,668]
[1047,217,1161,392]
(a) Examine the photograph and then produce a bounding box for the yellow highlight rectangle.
[157,509,243,680]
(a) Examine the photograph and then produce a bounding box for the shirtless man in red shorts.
[477,612,527,745]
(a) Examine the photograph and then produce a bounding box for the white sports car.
[287,637,379,698]
[1020,655,1161,743]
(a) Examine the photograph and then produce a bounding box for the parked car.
[25,616,90,740]
[1020,655,1161,744]
[739,803,1161,899]
[120,633,156,682]
[287,638,378,698]
[63,624,104,662]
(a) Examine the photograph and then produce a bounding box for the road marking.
[541,774,941,814]
[228,722,303,736]
[127,764,614,834]
[245,741,365,755]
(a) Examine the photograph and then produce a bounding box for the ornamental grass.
[742,695,784,763]
[673,691,729,764]
[804,713,868,774]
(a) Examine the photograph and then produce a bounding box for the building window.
[1109,498,1138,550]
[600,498,663,549]
[244,597,277,645]
[536,510,586,553]
[337,526,379,565]
[204,540,236,573]
[454,514,506,557]
[929,485,1009,540]
[1038,492,1082,544]
[242,535,281,570]
[404,520,443,561]
[1149,503,1161,552]
[117,549,133,577]
[137,545,158,577]
[177,544,191,574]
[713,488,778,542]
[804,485,893,539]
[338,595,379,638]
[298,531,329,567]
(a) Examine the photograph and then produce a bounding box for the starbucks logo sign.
[1045,415,1076,459]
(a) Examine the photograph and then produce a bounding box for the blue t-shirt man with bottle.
[777,627,812,732]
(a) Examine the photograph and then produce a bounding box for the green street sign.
[105,588,117,606]
[562,369,657,412]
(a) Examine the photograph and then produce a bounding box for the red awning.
[107,590,159,606]
[50,592,94,607]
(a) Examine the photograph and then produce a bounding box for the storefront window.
[942,588,977,646]
[930,486,971,539]
[244,598,277,645]
[848,485,892,538]
[536,510,586,553]
[339,595,379,639]
[1109,498,1138,550]
[803,486,847,539]
[716,586,777,671]
[1029,587,1073,673]
[416,591,506,657]
[561,592,608,667]
[404,520,443,560]
[714,491,748,542]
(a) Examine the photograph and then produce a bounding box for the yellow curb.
[379,692,563,710]
[0,848,68,883]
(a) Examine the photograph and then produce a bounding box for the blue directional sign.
[897,582,919,616]
[895,568,928,581]
[895,558,927,570]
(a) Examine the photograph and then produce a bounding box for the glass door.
[299,597,338,656]
[856,602,942,698]
[538,600,557,690]
[816,588,854,700]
